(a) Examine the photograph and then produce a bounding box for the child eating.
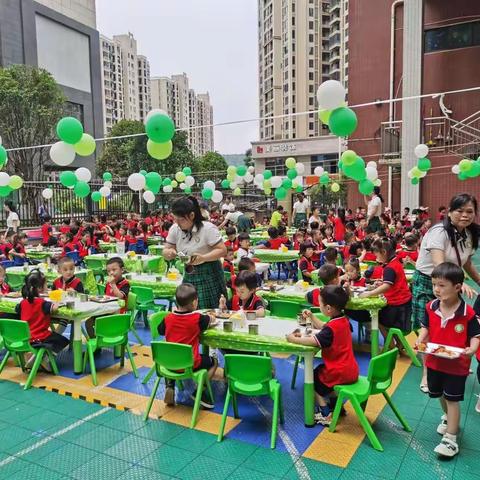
[219,271,265,316]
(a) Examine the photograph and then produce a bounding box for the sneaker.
[434,436,459,457]
[437,414,448,435]
[314,412,332,426]
[190,390,214,409]
[164,386,175,406]
[475,395,480,413]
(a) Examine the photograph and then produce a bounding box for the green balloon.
[358,179,374,195]
[233,187,241,196]
[319,173,330,185]
[263,169,272,180]
[146,171,162,192]
[74,181,90,198]
[140,170,147,176]
[162,178,172,186]
[147,139,173,160]
[274,187,287,200]
[411,166,422,178]
[175,171,186,182]
[60,170,77,188]
[0,185,12,197]
[103,172,112,182]
[285,157,296,169]
[287,168,298,180]
[329,107,358,137]
[411,177,419,185]
[184,186,192,194]
[458,172,468,181]
[202,188,213,200]
[221,179,230,189]
[57,117,84,144]
[343,157,366,181]
[0,146,7,168]
[145,114,175,143]
[318,109,332,125]
[296,185,303,193]
[9,175,23,190]
[417,157,431,172]
[341,150,357,166]
[236,165,247,176]
[74,134,96,156]
[468,162,480,177]
[264,188,272,195]
[458,159,472,172]
[282,178,293,189]
[91,191,102,202]
[182,167,192,175]
[338,159,343,170]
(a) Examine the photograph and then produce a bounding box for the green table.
[148,244,164,256]
[25,248,63,260]
[201,315,317,426]
[253,249,299,263]
[258,286,387,356]
[84,253,164,273]
[147,236,164,246]
[125,273,181,298]
[98,241,118,253]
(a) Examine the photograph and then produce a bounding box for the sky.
[96,0,259,154]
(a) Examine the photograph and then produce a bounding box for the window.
[424,21,480,53]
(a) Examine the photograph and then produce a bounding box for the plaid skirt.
[237,215,251,233]
[183,260,227,309]
[294,213,307,228]
[411,270,434,329]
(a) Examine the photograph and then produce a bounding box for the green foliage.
[194,151,228,174]
[310,182,347,207]
[244,148,253,166]
[54,196,86,214]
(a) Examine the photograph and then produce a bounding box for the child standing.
[287,285,359,425]
[224,227,239,252]
[416,262,480,457]
[158,283,217,408]
[41,215,55,247]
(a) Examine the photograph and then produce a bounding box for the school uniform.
[397,249,419,262]
[228,293,264,312]
[423,299,480,401]
[298,255,316,284]
[41,224,53,246]
[0,281,11,294]
[264,237,284,250]
[105,278,130,313]
[53,276,84,293]
[59,225,71,235]
[223,259,235,277]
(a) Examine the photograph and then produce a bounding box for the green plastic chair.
[0,319,59,390]
[146,257,163,274]
[82,314,138,386]
[97,283,106,295]
[218,354,284,449]
[85,258,105,282]
[142,311,169,384]
[127,292,143,345]
[268,300,302,318]
[6,273,24,291]
[224,271,232,283]
[329,348,411,451]
[382,328,421,367]
[143,340,214,428]
[130,286,165,326]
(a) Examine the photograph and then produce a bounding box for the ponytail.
[171,196,204,231]
[22,270,46,303]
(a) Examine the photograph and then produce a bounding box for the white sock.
[444,432,457,443]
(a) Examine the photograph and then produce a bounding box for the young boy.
[158,283,217,408]
[41,215,55,247]
[224,227,239,252]
[298,242,316,284]
[219,271,265,316]
[237,233,254,259]
[287,285,359,425]
[306,264,340,306]
[397,233,419,266]
[53,257,85,293]
[415,262,480,457]
[223,247,235,278]
[105,257,130,302]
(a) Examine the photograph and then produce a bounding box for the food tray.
[3,292,22,298]
[207,309,233,319]
[88,295,118,304]
[418,342,463,359]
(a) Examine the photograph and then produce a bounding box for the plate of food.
[206,309,233,319]
[416,342,463,359]
[88,295,118,304]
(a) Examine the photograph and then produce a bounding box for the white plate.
[423,342,463,359]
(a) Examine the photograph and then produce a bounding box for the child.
[10,233,28,264]
[15,270,69,371]
[276,225,291,248]
[125,228,138,251]
[306,264,341,306]
[105,257,130,305]
[223,247,235,278]
[0,265,11,294]
[359,238,412,345]
[293,230,305,251]
[355,218,367,241]
[59,218,71,235]
[61,232,78,257]
[41,215,55,247]
[397,233,419,266]
[158,283,217,407]
[263,227,284,250]
[342,232,355,262]
[342,258,366,287]
[238,256,262,287]
[53,257,84,293]
[224,227,239,252]
[298,242,316,284]
[415,263,480,457]
[287,285,359,425]
[219,271,265,316]
[321,247,340,270]
[237,233,254,259]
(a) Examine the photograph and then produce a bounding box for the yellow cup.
[49,290,63,303]
[167,272,177,281]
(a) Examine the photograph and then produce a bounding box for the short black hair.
[235,271,258,290]
[107,256,125,268]
[349,241,363,255]
[238,232,250,242]
[277,225,286,236]
[324,247,337,262]
[309,221,319,230]
[319,264,339,284]
[319,285,349,311]
[225,226,237,236]
[238,257,255,271]
[299,241,314,255]
[267,226,278,239]
[404,234,419,248]
[277,205,284,211]
[175,283,198,307]
[431,262,464,285]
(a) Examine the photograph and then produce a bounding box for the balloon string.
[4,85,480,153]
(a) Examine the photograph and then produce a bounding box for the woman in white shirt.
[292,193,309,227]
[4,201,20,235]
[218,207,251,233]
[364,187,383,233]
[163,196,227,309]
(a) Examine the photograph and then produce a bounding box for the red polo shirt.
[381,257,411,306]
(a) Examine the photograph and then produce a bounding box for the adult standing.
[218,205,251,233]
[364,187,383,233]
[163,196,227,309]
[412,193,480,391]
[292,193,309,228]
[221,197,233,215]
[4,201,20,236]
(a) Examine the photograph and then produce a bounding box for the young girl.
[11,233,28,264]
[62,233,78,257]
[15,270,69,371]
[298,242,316,284]
[342,258,366,287]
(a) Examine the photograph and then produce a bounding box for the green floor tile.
[0,426,38,453]
[348,444,404,480]
[175,454,237,480]
[241,446,296,477]
[71,425,126,452]
[228,465,283,480]
[0,403,43,424]
[70,454,132,480]
[452,447,480,478]
[135,420,185,443]
[0,457,32,478]
[48,397,105,418]
[117,465,173,480]
[166,429,216,454]
[10,438,67,463]
[203,439,257,466]
[101,411,146,433]
[284,458,343,479]
[0,380,21,394]
[17,410,70,433]
[340,469,384,480]
[57,421,99,443]
[6,462,63,480]
[37,443,97,475]
[104,434,160,462]
[87,407,123,425]
[139,444,198,475]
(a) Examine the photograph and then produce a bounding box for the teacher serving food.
[163,196,227,309]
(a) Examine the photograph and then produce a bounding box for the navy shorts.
[194,354,216,372]
[427,368,467,402]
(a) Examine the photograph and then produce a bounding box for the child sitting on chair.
[158,283,217,409]
[219,271,265,317]
[306,264,340,306]
[287,285,359,425]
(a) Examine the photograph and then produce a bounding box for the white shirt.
[221,202,230,213]
[293,199,309,214]
[367,196,382,218]
[308,215,320,225]
[6,211,19,229]
[416,224,475,275]
[237,247,253,259]
[225,211,243,224]
[166,221,222,256]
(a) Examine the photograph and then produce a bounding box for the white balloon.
[366,161,378,169]
[128,173,146,191]
[270,176,282,188]
[0,136,2,145]
[144,108,167,125]
[203,180,215,191]
[247,166,255,173]
[244,172,254,183]
[314,166,324,176]
[212,190,223,203]
[414,144,429,159]
[99,186,111,197]
[374,179,382,187]
[163,185,173,193]
[42,188,53,199]
[316,80,346,110]
[230,181,237,189]
[143,190,155,204]
[179,182,186,190]
[75,167,91,183]
[295,162,305,174]
[235,175,244,184]
[365,166,378,181]
[451,164,460,174]
[103,181,112,189]
[254,173,264,184]
[49,141,76,166]
[0,172,10,187]
[185,175,195,187]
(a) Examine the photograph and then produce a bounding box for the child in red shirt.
[287,285,359,425]
[416,263,480,458]
[11,233,28,264]
[397,234,419,266]
[41,215,54,247]
[158,283,217,408]
[59,219,71,235]
[293,230,305,251]
[219,271,265,316]
[0,265,11,294]
[298,242,316,284]
[61,233,78,257]
[342,258,366,287]
[53,256,84,293]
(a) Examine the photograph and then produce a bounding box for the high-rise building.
[328,0,349,89]
[151,73,214,156]
[100,32,151,133]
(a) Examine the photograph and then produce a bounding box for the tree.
[194,151,228,174]
[0,65,65,213]
[243,148,253,166]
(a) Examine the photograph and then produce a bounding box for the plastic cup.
[223,321,233,332]
[248,324,259,335]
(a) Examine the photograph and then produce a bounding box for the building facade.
[150,74,214,156]
[0,0,104,171]
[328,0,349,88]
